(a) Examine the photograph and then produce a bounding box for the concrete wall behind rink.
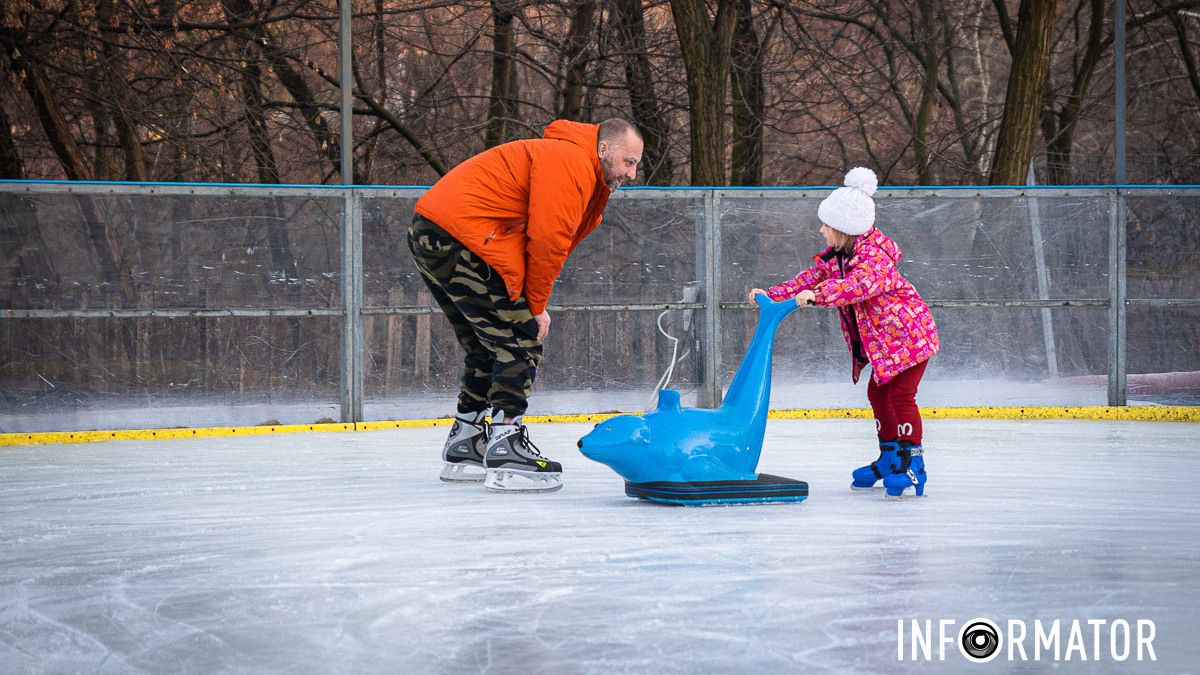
[1,183,1197,433]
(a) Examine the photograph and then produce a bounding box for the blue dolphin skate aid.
[577,294,808,505]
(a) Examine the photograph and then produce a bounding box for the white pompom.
[843,167,878,196]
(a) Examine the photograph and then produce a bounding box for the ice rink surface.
[2,418,1198,674]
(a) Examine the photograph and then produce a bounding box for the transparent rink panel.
[1126,193,1200,303]
[1125,194,1200,405]
[719,193,828,303]
[1127,306,1200,405]
[719,192,1110,304]
[360,191,704,308]
[720,305,1111,408]
[363,309,701,420]
[0,317,342,433]
[555,192,704,305]
[876,193,1110,301]
[0,190,343,312]
[361,195,420,307]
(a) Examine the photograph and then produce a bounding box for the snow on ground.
[1,418,1197,673]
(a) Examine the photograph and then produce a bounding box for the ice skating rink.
[2,418,1197,673]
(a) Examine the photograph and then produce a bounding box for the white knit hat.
[817,167,878,236]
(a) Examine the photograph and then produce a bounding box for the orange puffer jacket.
[414,120,611,315]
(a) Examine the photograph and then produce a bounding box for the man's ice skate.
[439,414,488,482]
[483,423,563,493]
[884,443,927,499]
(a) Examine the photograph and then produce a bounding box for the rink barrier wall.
[5,182,1200,432]
[2,406,1196,446]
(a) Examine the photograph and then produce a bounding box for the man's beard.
[602,156,622,189]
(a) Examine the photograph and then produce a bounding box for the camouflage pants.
[407,214,543,418]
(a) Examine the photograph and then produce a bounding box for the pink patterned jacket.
[766,227,939,385]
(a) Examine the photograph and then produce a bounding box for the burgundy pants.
[866,359,929,445]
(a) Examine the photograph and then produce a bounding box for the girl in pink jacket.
[749,167,939,498]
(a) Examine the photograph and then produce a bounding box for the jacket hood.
[857,227,902,263]
[542,120,603,178]
[542,120,599,152]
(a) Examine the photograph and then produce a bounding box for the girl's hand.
[796,290,816,307]
[747,288,767,303]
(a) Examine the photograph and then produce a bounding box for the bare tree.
[669,0,738,185]
[95,0,149,181]
[0,98,21,179]
[989,0,1057,185]
[1036,0,1200,183]
[486,0,522,147]
[911,0,941,184]
[1172,7,1200,102]
[560,0,597,119]
[611,0,675,184]
[2,0,1198,189]
[731,0,765,185]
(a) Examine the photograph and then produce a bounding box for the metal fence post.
[336,0,362,422]
[1108,0,1128,407]
[340,191,364,422]
[699,190,723,408]
[1107,190,1127,406]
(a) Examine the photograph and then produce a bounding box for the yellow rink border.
[768,405,1200,422]
[0,422,356,447]
[2,406,1196,447]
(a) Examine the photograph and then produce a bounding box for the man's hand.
[533,310,551,341]
[796,290,816,306]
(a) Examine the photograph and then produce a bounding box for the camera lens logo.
[958,618,1001,663]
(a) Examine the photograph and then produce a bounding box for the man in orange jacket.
[408,118,643,493]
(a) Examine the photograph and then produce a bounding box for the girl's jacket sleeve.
[811,253,902,307]
[766,265,828,301]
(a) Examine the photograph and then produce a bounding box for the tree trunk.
[1040,0,1105,184]
[612,0,674,185]
[263,51,343,179]
[0,100,23,179]
[560,0,596,120]
[913,0,940,184]
[938,4,988,183]
[1172,9,1200,104]
[670,0,738,186]
[731,0,764,186]
[13,52,93,181]
[485,0,521,148]
[222,0,281,185]
[97,0,149,181]
[989,0,1057,185]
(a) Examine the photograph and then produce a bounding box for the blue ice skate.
[883,443,927,498]
[577,294,808,506]
[851,439,901,490]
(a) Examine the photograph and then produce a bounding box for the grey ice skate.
[483,423,563,492]
[439,416,488,482]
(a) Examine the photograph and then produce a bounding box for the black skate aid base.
[624,474,809,506]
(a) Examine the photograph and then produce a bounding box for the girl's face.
[819,223,843,248]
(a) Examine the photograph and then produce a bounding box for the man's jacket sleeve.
[523,150,594,315]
